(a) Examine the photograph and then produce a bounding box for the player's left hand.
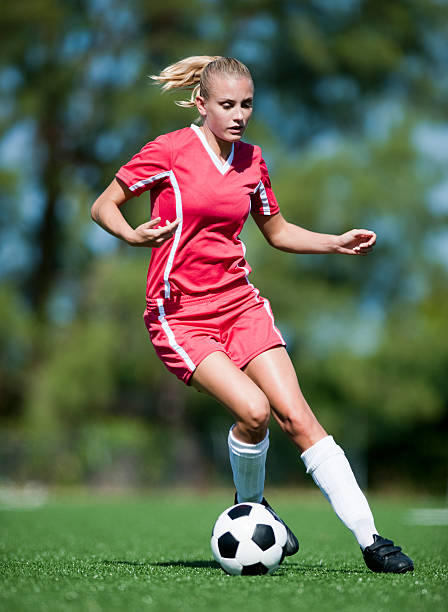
[335,229,376,255]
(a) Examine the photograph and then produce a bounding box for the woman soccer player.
[91,56,413,573]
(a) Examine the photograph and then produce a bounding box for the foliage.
[0,0,447,490]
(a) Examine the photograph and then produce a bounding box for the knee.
[238,396,270,441]
[278,410,313,440]
[277,408,326,449]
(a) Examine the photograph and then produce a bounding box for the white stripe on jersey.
[156,299,196,371]
[128,171,170,191]
[127,168,183,299]
[190,124,234,175]
[128,169,183,299]
[163,170,183,299]
[254,180,271,215]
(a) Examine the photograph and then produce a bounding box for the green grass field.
[0,490,447,612]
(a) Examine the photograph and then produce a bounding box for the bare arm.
[91,178,179,247]
[252,212,376,256]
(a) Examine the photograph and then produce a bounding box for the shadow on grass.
[103,560,147,567]
[102,559,365,574]
[102,559,219,569]
[151,560,219,569]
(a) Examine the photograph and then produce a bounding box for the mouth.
[228,126,244,134]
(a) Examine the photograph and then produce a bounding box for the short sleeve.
[250,156,279,216]
[115,134,171,197]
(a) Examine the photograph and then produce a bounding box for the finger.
[359,239,375,249]
[167,218,180,229]
[144,236,166,247]
[152,222,176,235]
[161,219,180,234]
[151,218,179,233]
[361,234,376,246]
[139,219,179,244]
[146,228,176,244]
[157,225,177,237]
[144,217,162,228]
[355,228,374,236]
[358,230,376,244]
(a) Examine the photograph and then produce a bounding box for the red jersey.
[116,124,279,301]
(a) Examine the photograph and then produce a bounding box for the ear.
[195,95,207,118]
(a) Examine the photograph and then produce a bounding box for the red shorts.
[143,281,286,385]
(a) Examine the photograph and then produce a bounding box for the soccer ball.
[211,503,288,575]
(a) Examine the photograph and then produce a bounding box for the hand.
[126,217,180,248]
[335,229,376,255]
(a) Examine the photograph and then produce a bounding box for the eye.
[221,102,233,109]
[243,100,253,108]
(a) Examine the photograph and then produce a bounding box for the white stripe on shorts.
[156,299,196,372]
[262,298,285,344]
[250,286,285,345]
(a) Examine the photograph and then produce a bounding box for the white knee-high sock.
[228,425,269,503]
[301,435,377,550]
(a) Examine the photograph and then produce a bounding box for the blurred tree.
[1,0,445,315]
[242,115,448,488]
[0,0,447,489]
[217,0,448,144]
[0,0,220,320]
[0,0,213,462]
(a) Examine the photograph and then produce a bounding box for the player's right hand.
[126,217,180,247]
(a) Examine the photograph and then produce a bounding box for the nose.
[234,105,244,122]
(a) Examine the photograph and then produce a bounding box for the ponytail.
[151,55,252,108]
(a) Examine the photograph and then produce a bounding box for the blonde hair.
[151,56,252,108]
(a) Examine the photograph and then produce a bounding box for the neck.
[200,124,232,162]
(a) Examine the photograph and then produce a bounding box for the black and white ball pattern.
[211,503,288,575]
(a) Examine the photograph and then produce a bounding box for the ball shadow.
[102,559,365,575]
[102,559,219,570]
[151,560,220,569]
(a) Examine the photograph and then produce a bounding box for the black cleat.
[362,534,414,573]
[234,494,299,556]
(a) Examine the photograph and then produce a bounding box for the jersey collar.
[190,124,234,175]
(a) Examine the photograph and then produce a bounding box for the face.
[196,75,254,142]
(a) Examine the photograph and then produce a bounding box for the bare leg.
[244,346,380,550]
[193,346,412,566]
[191,351,270,443]
[243,345,327,451]
[191,351,272,503]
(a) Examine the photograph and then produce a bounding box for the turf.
[0,491,446,612]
